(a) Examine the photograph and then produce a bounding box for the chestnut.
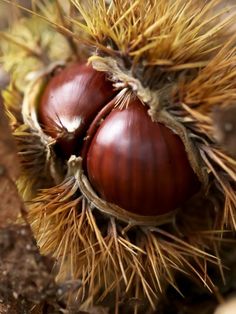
[85,98,200,216]
[38,63,200,217]
[38,62,116,158]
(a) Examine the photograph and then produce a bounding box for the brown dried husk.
[28,156,221,311]
[1,0,236,312]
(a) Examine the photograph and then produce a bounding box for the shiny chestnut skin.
[86,99,200,216]
[38,62,116,158]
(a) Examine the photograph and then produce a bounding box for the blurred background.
[0,1,31,29]
[0,1,31,87]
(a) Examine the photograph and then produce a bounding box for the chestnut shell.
[86,99,200,216]
[38,62,116,157]
[38,63,200,217]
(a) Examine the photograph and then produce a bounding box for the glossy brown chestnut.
[38,62,116,157]
[85,99,200,216]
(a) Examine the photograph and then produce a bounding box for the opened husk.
[1,0,236,312]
